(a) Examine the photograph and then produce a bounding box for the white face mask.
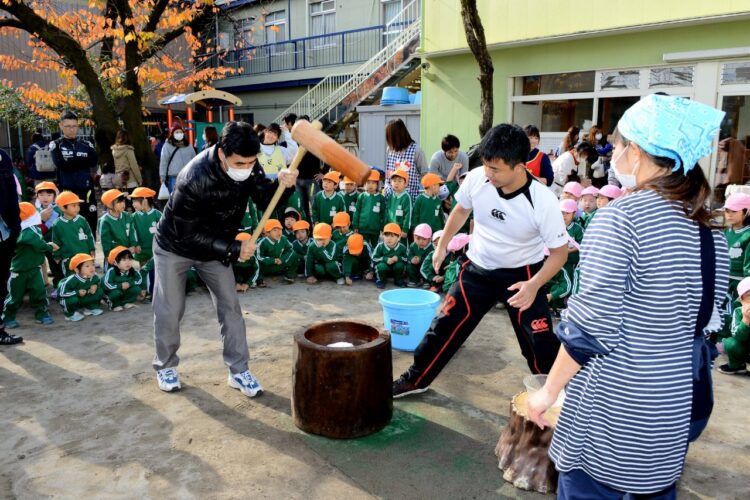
[202,134,207,143]
[173,132,184,141]
[611,145,638,189]
[222,158,252,182]
[595,133,603,140]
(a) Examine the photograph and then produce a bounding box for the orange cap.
[332,211,351,228]
[390,169,408,182]
[322,171,341,184]
[368,170,381,182]
[313,223,332,239]
[101,189,125,208]
[69,253,94,271]
[107,245,130,265]
[264,219,282,232]
[292,220,310,232]
[347,233,364,256]
[343,176,355,184]
[235,232,251,241]
[421,173,443,188]
[35,181,58,193]
[383,222,402,235]
[19,202,37,221]
[131,187,156,198]
[56,191,83,207]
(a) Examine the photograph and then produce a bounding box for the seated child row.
[233,215,471,292]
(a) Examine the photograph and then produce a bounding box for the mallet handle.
[250,120,322,245]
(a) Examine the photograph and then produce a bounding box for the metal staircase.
[271,0,420,131]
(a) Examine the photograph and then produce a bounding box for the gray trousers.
[152,241,249,374]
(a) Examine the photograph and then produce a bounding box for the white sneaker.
[124,303,136,309]
[84,308,104,316]
[156,368,181,392]
[112,306,124,312]
[228,370,263,398]
[336,278,345,285]
[65,311,85,322]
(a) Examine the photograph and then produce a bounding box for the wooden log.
[292,320,392,439]
[495,391,561,494]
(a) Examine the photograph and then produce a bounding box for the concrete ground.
[1,280,749,499]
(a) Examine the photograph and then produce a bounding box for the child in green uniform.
[256,219,300,283]
[34,181,63,287]
[578,186,599,229]
[306,223,344,284]
[718,276,750,375]
[342,233,372,285]
[57,253,104,321]
[719,193,750,339]
[283,207,301,242]
[342,176,359,218]
[371,222,408,289]
[311,171,346,225]
[444,165,472,234]
[354,170,385,249]
[407,223,433,287]
[98,189,133,266]
[331,211,354,248]
[2,203,57,328]
[240,198,260,233]
[421,230,448,291]
[385,169,412,239]
[103,246,144,311]
[546,200,584,311]
[413,173,444,234]
[291,220,312,275]
[233,232,261,292]
[129,187,161,295]
[51,191,96,279]
[443,233,470,293]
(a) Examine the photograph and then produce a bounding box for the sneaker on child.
[65,311,85,322]
[228,370,263,398]
[83,308,104,316]
[156,367,181,392]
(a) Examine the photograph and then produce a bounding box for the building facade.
[419,0,750,191]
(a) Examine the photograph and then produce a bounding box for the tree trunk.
[459,0,494,139]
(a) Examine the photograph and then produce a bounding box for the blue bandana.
[617,94,725,174]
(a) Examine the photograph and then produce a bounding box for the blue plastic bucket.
[413,91,422,105]
[379,289,441,351]
[381,86,409,104]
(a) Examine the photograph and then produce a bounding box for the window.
[649,66,693,88]
[722,62,750,85]
[310,0,335,37]
[600,70,640,90]
[234,18,255,49]
[264,10,286,45]
[382,0,403,24]
[516,72,596,96]
[513,99,594,133]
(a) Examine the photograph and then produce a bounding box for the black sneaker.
[0,331,23,345]
[395,280,407,288]
[375,280,386,289]
[718,363,747,375]
[392,376,428,399]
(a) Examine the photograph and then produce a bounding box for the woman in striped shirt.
[528,95,728,499]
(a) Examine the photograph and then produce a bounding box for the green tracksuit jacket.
[130,208,162,262]
[3,226,52,322]
[305,241,342,279]
[51,215,95,273]
[407,242,433,283]
[343,191,359,218]
[412,194,444,233]
[311,191,346,225]
[343,243,372,278]
[57,273,104,316]
[98,212,133,260]
[256,236,300,278]
[371,241,408,282]
[385,191,412,234]
[103,267,143,308]
[354,192,386,247]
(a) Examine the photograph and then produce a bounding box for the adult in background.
[294,114,324,220]
[524,125,554,186]
[25,132,54,186]
[528,95,727,498]
[50,111,98,236]
[385,119,428,199]
[556,126,580,157]
[111,129,143,192]
[551,142,598,197]
[202,126,219,151]
[429,134,469,180]
[0,148,23,345]
[152,121,298,395]
[393,124,569,398]
[159,123,196,193]
[257,122,298,177]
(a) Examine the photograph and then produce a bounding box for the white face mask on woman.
[595,133,603,141]
[611,145,638,189]
[173,132,184,142]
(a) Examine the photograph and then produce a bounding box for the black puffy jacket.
[155,145,290,264]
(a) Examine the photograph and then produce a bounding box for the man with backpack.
[25,132,56,185]
[50,111,99,236]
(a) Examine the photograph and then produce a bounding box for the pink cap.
[563,181,583,199]
[581,186,599,197]
[413,223,433,240]
[447,233,470,252]
[560,199,578,213]
[738,277,750,298]
[722,193,750,211]
[432,230,444,242]
[599,184,623,200]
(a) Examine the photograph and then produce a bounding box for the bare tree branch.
[139,3,213,62]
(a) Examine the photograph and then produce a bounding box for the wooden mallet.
[249,119,372,245]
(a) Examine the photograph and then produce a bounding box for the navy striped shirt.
[549,190,729,493]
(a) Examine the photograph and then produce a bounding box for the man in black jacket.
[0,148,23,345]
[152,121,298,396]
[50,111,98,235]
